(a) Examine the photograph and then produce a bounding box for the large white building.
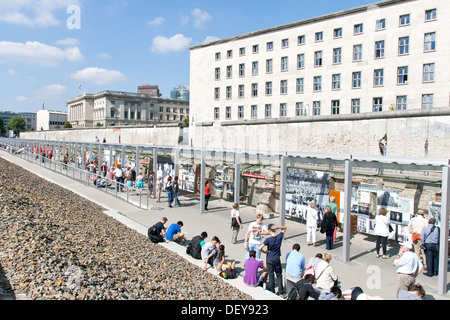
[67,91,189,128]
[189,0,450,155]
[37,110,67,131]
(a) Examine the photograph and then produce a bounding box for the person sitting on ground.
[319,285,342,300]
[243,250,268,287]
[398,283,426,300]
[147,217,168,243]
[186,232,208,260]
[214,244,236,274]
[287,274,320,300]
[342,286,384,300]
[285,243,305,294]
[165,221,186,244]
[315,252,338,293]
[201,236,221,271]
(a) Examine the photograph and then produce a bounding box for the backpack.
[287,284,301,300]
[148,224,164,244]
[186,235,203,259]
[219,268,237,279]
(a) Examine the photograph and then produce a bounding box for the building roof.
[189,0,414,50]
[67,90,189,105]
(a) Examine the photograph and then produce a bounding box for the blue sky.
[0,0,374,113]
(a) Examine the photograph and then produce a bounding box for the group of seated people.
[147,217,426,300]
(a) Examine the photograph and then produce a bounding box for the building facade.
[67,91,189,128]
[19,112,37,131]
[189,0,449,154]
[37,110,68,131]
[138,84,162,98]
[170,85,190,101]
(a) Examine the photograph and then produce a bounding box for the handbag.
[231,216,242,228]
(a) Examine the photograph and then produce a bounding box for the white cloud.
[16,96,28,102]
[7,68,17,75]
[0,41,84,66]
[56,38,80,46]
[70,67,128,86]
[203,36,221,44]
[0,0,80,27]
[191,8,212,29]
[35,84,67,98]
[150,34,192,53]
[97,52,112,59]
[148,17,165,26]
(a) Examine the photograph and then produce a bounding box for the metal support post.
[279,155,287,227]
[438,166,449,295]
[234,153,241,205]
[343,160,353,263]
[200,149,206,214]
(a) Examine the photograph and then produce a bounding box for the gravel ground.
[0,157,251,300]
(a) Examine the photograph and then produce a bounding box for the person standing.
[320,206,338,250]
[285,243,305,294]
[230,203,243,244]
[374,208,391,259]
[204,179,211,210]
[165,176,174,208]
[259,224,287,295]
[147,171,154,199]
[407,211,428,267]
[113,164,124,192]
[155,176,162,202]
[244,214,269,261]
[306,201,320,246]
[421,218,440,277]
[172,176,181,206]
[393,241,423,297]
[325,196,338,214]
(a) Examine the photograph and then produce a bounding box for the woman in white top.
[230,203,243,244]
[374,208,391,259]
[315,253,338,293]
[306,201,319,246]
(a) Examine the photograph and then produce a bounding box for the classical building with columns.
[67,90,189,128]
[189,0,450,158]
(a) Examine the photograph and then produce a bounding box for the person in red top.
[205,179,211,210]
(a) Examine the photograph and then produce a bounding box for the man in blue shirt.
[165,221,186,244]
[285,243,305,294]
[421,218,440,277]
[259,224,287,295]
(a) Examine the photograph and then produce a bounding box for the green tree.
[63,121,73,129]
[182,116,189,128]
[6,116,26,135]
[0,117,5,135]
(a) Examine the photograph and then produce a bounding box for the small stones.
[0,157,251,301]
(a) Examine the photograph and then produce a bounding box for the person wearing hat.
[392,241,423,297]
[407,211,428,268]
[258,223,287,296]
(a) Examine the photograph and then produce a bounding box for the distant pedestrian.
[147,172,154,198]
[320,206,338,250]
[155,176,162,202]
[306,201,320,246]
[136,171,145,193]
[421,218,440,277]
[374,208,391,259]
[172,176,181,206]
[113,164,124,192]
[407,211,428,267]
[230,203,243,244]
[204,179,211,210]
[166,176,174,208]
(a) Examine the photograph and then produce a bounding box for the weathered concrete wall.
[20,125,182,146]
[192,109,450,159]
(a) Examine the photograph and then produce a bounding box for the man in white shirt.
[393,241,423,297]
[407,211,428,267]
[244,214,269,261]
[113,164,124,191]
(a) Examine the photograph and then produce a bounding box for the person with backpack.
[147,217,168,243]
[287,274,320,300]
[166,176,174,208]
[186,232,208,260]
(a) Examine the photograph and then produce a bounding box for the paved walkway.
[1,150,449,300]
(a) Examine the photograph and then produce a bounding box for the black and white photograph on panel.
[285,168,330,220]
[376,189,400,211]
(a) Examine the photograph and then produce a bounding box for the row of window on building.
[214,62,434,100]
[215,9,437,61]
[214,32,436,84]
[213,94,434,120]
